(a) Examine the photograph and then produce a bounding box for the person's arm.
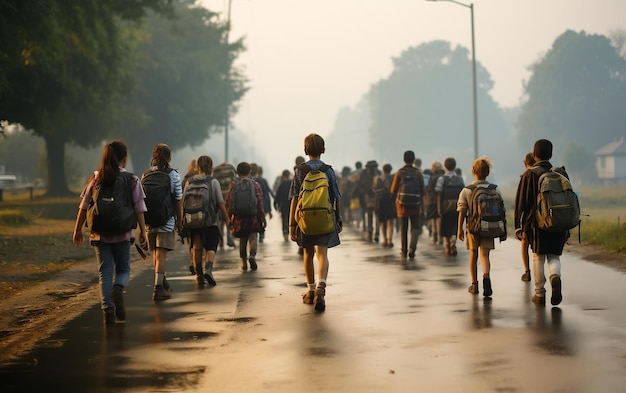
[73,209,87,246]
[255,183,266,227]
[457,210,466,242]
[456,188,469,241]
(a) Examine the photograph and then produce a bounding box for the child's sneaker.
[153,285,171,301]
[468,281,479,294]
[314,283,326,312]
[532,294,546,306]
[111,285,125,321]
[302,290,314,305]
[103,308,115,325]
[249,257,258,271]
[521,270,531,282]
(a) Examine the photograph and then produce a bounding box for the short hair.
[471,156,492,180]
[304,133,325,157]
[295,156,305,166]
[355,161,362,169]
[382,163,392,174]
[250,162,258,176]
[444,157,456,171]
[414,158,422,168]
[431,160,442,173]
[403,150,415,164]
[282,169,290,178]
[533,139,553,160]
[237,162,251,176]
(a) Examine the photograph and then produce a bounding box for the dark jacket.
[514,160,568,255]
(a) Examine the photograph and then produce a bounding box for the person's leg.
[111,241,131,321]
[94,243,115,322]
[436,217,442,245]
[302,245,316,304]
[521,238,531,281]
[281,208,289,241]
[386,219,394,247]
[239,233,249,271]
[112,241,131,288]
[314,245,329,311]
[248,232,258,270]
[374,209,380,242]
[379,219,388,246]
[468,248,479,294]
[192,233,204,284]
[479,248,492,297]
[202,228,219,285]
[408,215,419,258]
[532,253,547,304]
[366,207,374,241]
[400,216,409,258]
[547,254,562,305]
[449,213,458,255]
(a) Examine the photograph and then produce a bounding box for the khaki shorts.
[147,230,177,251]
[466,232,495,250]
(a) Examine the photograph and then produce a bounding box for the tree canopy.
[0,0,245,196]
[329,40,513,177]
[518,30,626,168]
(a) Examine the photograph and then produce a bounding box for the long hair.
[196,155,213,175]
[185,159,197,178]
[96,140,127,185]
[150,143,171,171]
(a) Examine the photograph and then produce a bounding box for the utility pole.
[224,0,233,163]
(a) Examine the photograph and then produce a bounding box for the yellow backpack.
[295,164,335,235]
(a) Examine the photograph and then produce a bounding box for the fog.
[179,0,626,186]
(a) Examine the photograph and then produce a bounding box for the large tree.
[329,40,513,176]
[120,3,247,170]
[0,0,174,196]
[518,30,626,161]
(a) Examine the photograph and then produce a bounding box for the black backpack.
[141,168,174,227]
[230,178,258,216]
[86,172,137,235]
[396,167,423,206]
[441,174,464,213]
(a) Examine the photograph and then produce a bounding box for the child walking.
[289,133,342,312]
[457,156,505,297]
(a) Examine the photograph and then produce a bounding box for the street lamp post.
[427,0,478,159]
[224,0,234,163]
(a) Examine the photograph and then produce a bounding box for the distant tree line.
[0,0,247,196]
[328,30,626,184]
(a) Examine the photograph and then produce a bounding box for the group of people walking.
[72,136,572,325]
[335,138,572,307]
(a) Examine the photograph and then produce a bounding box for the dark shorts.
[188,226,220,251]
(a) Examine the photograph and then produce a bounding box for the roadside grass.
[501,185,626,254]
[0,209,34,225]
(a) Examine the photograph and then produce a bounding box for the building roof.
[595,137,626,156]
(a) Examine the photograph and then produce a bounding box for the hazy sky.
[196,0,626,178]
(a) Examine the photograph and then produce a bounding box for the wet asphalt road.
[1,218,625,393]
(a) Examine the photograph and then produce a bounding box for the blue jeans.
[93,241,131,310]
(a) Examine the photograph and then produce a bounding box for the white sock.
[307,283,316,291]
[155,273,164,286]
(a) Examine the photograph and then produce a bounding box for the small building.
[595,137,626,184]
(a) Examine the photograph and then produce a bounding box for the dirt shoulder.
[0,219,149,365]
[0,220,624,365]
